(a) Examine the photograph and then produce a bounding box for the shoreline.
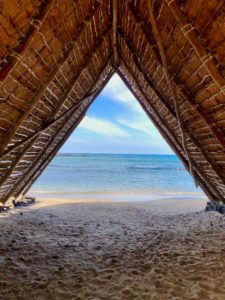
[29,189,206,203]
[25,196,208,208]
[2,196,208,219]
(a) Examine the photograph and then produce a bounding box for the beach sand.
[0,197,225,299]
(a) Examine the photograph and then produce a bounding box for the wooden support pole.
[5,110,88,204]
[166,0,225,89]
[0,28,111,160]
[49,25,111,121]
[0,1,102,153]
[0,56,113,193]
[118,68,216,201]
[15,108,90,202]
[119,33,225,186]
[127,2,225,148]
[123,49,225,201]
[147,0,202,187]
[0,89,96,161]
[117,67,223,201]
[0,90,96,188]
[14,71,114,198]
[0,0,55,81]
[8,62,114,203]
[112,0,119,67]
[18,114,86,199]
[199,0,225,37]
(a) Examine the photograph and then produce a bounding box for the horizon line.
[57,152,176,155]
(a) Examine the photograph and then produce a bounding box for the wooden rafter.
[0,1,102,153]
[3,108,88,203]
[0,0,55,81]
[117,68,218,201]
[49,26,111,121]
[14,68,115,199]
[0,0,225,202]
[0,25,111,160]
[11,66,115,201]
[147,0,203,186]
[117,66,224,201]
[119,38,224,197]
[0,83,103,162]
[0,88,99,189]
[17,113,87,200]
[199,0,225,37]
[166,0,225,89]
[112,0,119,67]
[127,2,225,148]
[119,31,225,187]
[0,48,113,194]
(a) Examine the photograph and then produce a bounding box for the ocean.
[30,154,205,201]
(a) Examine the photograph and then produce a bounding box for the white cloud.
[102,74,172,150]
[62,74,173,154]
[117,118,155,136]
[102,74,142,113]
[79,116,129,138]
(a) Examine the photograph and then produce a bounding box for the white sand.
[0,197,225,299]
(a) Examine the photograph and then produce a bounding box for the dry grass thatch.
[0,0,225,204]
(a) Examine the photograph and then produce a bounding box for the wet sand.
[0,197,225,299]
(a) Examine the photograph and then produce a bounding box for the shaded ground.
[0,198,225,299]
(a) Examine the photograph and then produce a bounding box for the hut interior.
[0,0,225,205]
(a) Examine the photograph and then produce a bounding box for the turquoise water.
[31,154,204,199]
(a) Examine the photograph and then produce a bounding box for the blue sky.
[60,74,173,154]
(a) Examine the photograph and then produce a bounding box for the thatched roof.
[0,0,225,204]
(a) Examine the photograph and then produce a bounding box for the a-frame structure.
[0,0,225,204]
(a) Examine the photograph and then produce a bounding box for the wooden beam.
[0,0,55,81]
[16,69,115,199]
[0,55,113,193]
[18,114,86,199]
[49,25,111,121]
[4,109,87,204]
[117,68,217,201]
[147,0,217,188]
[112,0,119,67]
[0,1,102,153]
[0,89,98,188]
[166,0,225,88]
[0,61,115,202]
[119,30,175,114]
[0,27,111,160]
[12,67,115,201]
[119,32,225,186]
[127,2,225,148]
[117,66,223,201]
[0,89,97,161]
[199,0,225,37]
[0,45,112,190]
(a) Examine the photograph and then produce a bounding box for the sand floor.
[0,197,225,299]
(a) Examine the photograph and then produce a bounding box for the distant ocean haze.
[30,154,205,201]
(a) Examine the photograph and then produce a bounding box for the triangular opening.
[30,74,204,201]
